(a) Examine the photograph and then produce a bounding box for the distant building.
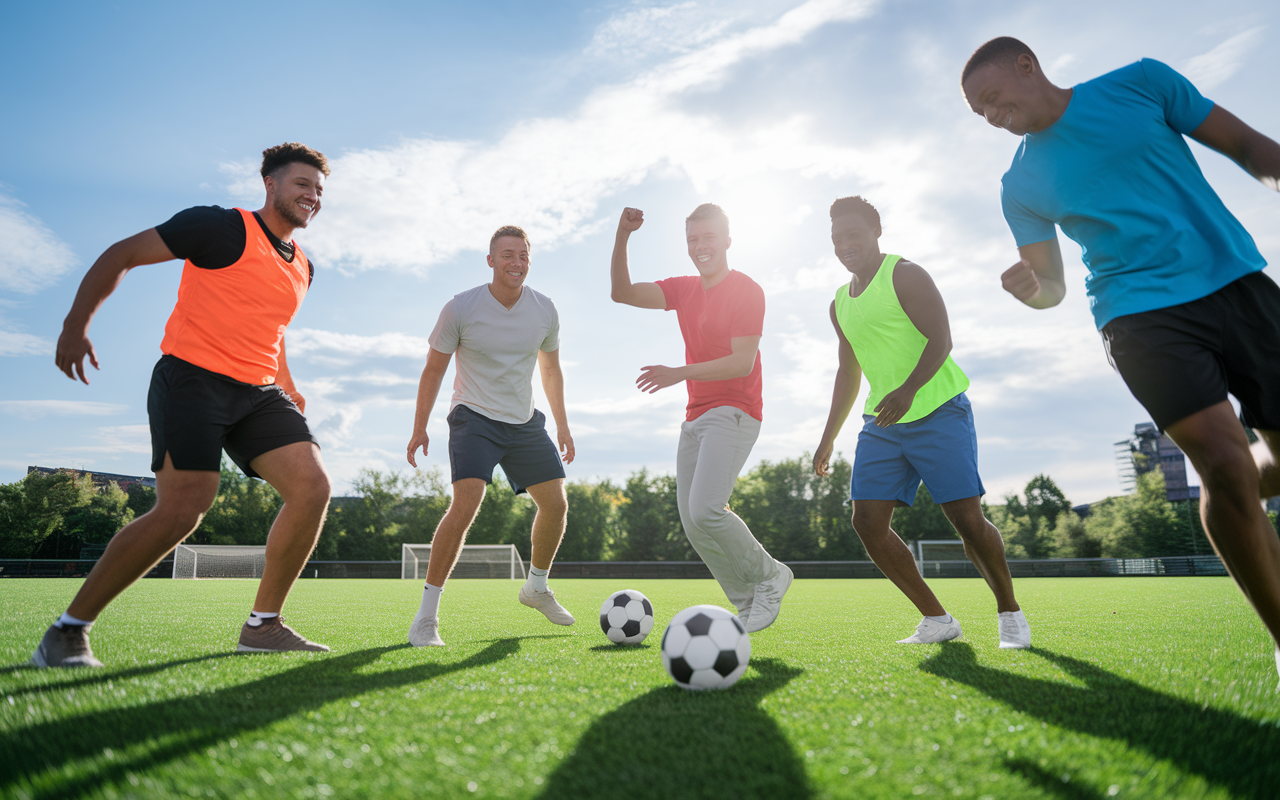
[1113,423,1200,503]
[26,466,156,490]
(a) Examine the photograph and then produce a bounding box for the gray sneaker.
[744,561,793,633]
[408,616,445,647]
[237,617,330,653]
[31,624,104,668]
[518,585,575,625]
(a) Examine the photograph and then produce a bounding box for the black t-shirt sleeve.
[154,206,247,269]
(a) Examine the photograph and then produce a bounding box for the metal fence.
[0,554,1229,579]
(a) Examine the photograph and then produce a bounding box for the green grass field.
[1,577,1277,799]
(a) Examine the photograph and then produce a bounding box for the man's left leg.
[941,496,1028,648]
[519,478,575,625]
[237,441,332,653]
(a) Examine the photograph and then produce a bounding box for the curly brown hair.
[829,195,880,232]
[489,225,530,254]
[260,142,331,179]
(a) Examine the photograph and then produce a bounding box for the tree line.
[1,456,1275,563]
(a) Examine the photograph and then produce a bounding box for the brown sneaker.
[237,617,330,653]
[31,623,104,668]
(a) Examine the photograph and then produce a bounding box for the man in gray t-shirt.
[404,225,576,647]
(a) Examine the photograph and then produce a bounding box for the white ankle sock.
[246,610,279,627]
[926,614,952,624]
[418,583,443,620]
[55,612,93,629]
[527,566,549,593]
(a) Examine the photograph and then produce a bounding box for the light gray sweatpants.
[676,405,779,612]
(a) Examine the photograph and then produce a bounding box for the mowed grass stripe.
[0,578,1276,799]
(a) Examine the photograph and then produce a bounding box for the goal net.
[401,544,526,580]
[914,539,968,574]
[172,544,266,579]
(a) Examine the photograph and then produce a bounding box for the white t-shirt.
[428,284,560,424]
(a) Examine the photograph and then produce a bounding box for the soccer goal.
[172,544,267,579]
[914,539,968,574]
[401,544,527,580]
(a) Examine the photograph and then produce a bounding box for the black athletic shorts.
[1101,270,1280,431]
[147,355,318,479]
[447,404,565,494]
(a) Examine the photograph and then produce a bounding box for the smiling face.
[962,55,1054,137]
[686,217,731,279]
[266,162,324,229]
[487,235,531,291]
[830,211,881,275]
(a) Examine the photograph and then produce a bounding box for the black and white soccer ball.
[660,604,750,690]
[599,589,655,645]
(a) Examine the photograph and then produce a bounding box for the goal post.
[401,544,526,580]
[172,544,267,579]
[913,539,969,575]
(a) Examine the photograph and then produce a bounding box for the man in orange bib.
[32,143,334,668]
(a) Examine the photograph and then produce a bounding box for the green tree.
[1085,470,1185,557]
[615,469,691,561]
[0,471,134,559]
[731,454,862,561]
[1046,511,1101,558]
[326,468,451,561]
[558,480,621,562]
[192,461,284,547]
[889,484,956,545]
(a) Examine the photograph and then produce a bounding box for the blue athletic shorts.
[850,392,985,505]
[447,404,565,494]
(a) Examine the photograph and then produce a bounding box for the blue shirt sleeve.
[1137,59,1214,134]
[1000,179,1056,247]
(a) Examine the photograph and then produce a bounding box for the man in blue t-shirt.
[961,36,1280,683]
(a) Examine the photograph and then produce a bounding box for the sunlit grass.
[1,577,1276,798]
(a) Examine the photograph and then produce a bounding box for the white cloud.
[584,2,738,62]
[0,329,51,357]
[223,0,881,276]
[288,328,432,360]
[0,400,128,420]
[0,191,78,293]
[1183,26,1266,90]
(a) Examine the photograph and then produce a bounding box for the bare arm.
[275,338,306,414]
[1190,105,1280,192]
[635,335,759,393]
[814,301,863,476]
[1000,237,1066,309]
[56,228,178,383]
[871,261,953,427]
[406,347,453,467]
[611,208,667,309]
[537,348,575,464]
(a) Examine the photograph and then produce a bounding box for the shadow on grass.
[538,657,811,800]
[919,644,1280,800]
[587,643,654,653]
[0,638,523,798]
[1006,758,1106,800]
[1,652,241,698]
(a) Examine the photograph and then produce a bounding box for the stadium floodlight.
[913,539,969,575]
[401,544,526,580]
[172,544,267,579]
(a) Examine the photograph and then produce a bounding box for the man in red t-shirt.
[610,203,792,632]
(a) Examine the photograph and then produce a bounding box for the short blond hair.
[489,225,530,254]
[685,203,729,234]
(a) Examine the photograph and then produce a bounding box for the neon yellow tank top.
[833,254,969,424]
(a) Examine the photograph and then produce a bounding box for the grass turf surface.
[0,577,1277,799]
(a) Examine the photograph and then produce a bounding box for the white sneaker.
[998,610,1031,649]
[744,561,793,633]
[408,617,445,647]
[1274,644,1279,691]
[518,585,575,625]
[736,602,753,628]
[897,615,963,644]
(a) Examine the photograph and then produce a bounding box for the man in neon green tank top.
[813,196,1030,649]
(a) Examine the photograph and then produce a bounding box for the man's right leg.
[1165,401,1280,651]
[32,455,220,667]
[851,500,947,619]
[408,478,486,647]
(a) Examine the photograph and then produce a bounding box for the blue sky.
[2,0,1277,506]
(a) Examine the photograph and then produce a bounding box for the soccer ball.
[660,604,750,690]
[599,589,655,645]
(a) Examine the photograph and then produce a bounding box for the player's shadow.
[919,643,1280,800]
[538,657,812,800]
[1,652,241,698]
[0,638,522,798]
[587,643,654,653]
